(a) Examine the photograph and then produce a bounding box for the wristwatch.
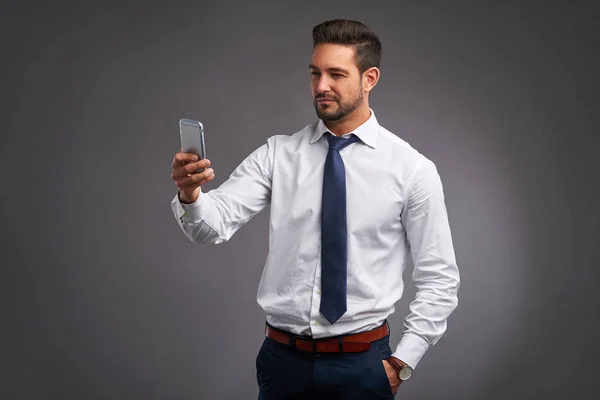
[387,356,414,381]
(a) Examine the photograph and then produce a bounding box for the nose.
[316,76,331,94]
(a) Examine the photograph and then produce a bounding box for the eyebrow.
[308,64,350,74]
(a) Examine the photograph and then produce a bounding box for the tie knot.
[326,133,360,151]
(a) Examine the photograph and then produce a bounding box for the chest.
[270,144,408,232]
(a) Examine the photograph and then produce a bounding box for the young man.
[170,19,460,399]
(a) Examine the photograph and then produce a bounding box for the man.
[170,19,460,399]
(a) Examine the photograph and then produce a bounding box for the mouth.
[316,98,336,104]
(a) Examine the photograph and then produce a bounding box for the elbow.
[188,225,230,245]
[413,264,460,307]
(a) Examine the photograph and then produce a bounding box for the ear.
[362,67,380,93]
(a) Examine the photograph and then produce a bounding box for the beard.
[313,85,364,122]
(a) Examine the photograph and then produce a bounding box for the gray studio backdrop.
[3,1,599,399]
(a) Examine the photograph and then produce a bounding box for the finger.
[178,168,215,187]
[190,158,210,171]
[171,162,207,180]
[176,173,215,191]
[171,165,188,179]
[172,152,199,168]
[174,168,213,187]
[171,159,211,181]
[179,159,211,176]
[174,152,198,165]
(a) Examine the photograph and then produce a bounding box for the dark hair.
[312,19,382,74]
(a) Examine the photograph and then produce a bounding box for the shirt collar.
[310,108,379,148]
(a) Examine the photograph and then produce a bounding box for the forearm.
[170,141,273,244]
[393,257,460,368]
[393,157,460,368]
[171,191,225,244]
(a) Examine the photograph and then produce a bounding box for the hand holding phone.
[171,118,214,204]
[179,118,207,173]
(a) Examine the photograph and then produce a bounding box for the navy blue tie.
[320,133,360,324]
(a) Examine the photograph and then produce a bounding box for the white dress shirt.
[171,109,460,369]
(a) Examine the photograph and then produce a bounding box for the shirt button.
[313,321,319,326]
[316,288,322,294]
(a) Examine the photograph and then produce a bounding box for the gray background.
[2,1,599,399]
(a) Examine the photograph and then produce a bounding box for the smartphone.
[179,118,206,173]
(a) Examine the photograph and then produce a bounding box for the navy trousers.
[256,331,395,399]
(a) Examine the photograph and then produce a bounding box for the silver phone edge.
[179,118,206,173]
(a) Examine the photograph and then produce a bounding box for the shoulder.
[246,123,317,169]
[255,122,318,158]
[377,126,446,198]
[244,122,316,153]
[265,122,317,146]
[376,124,436,173]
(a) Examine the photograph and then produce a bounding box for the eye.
[310,71,320,76]
[332,73,344,78]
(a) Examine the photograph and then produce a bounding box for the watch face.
[399,366,413,380]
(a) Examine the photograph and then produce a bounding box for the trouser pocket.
[371,337,395,398]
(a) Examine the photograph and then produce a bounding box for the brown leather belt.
[265,322,389,353]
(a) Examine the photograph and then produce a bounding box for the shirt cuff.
[171,191,206,223]
[391,332,430,369]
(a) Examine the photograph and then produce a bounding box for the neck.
[325,105,372,136]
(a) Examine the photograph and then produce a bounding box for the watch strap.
[387,356,409,376]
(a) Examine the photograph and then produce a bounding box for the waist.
[264,320,390,353]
